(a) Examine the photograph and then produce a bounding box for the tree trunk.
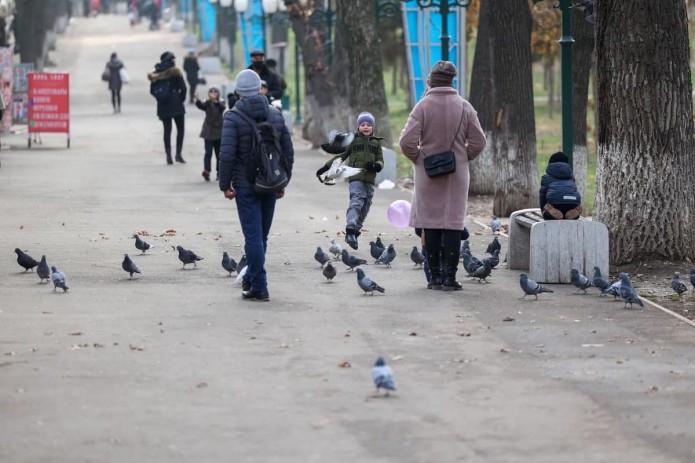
[595,0,695,263]
[570,6,594,208]
[489,0,538,216]
[468,0,495,195]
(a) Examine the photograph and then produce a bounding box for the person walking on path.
[148,51,187,165]
[399,61,486,291]
[194,85,225,181]
[183,49,200,104]
[247,50,283,103]
[218,69,294,302]
[105,52,125,113]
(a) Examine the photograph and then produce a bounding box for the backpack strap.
[232,107,265,127]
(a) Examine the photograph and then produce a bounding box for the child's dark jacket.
[323,132,384,185]
[539,162,582,210]
[195,99,225,140]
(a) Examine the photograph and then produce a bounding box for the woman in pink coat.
[399,61,486,291]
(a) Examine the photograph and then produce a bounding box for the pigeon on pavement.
[328,239,343,259]
[356,268,385,295]
[369,241,384,262]
[37,255,50,283]
[410,246,425,267]
[482,249,500,269]
[618,273,644,309]
[463,252,483,276]
[15,248,38,272]
[472,260,493,283]
[176,246,203,269]
[341,249,367,271]
[601,276,622,300]
[592,266,611,294]
[489,215,501,234]
[221,252,237,276]
[519,273,553,300]
[122,254,141,278]
[486,236,501,255]
[314,246,331,266]
[237,254,247,273]
[671,272,688,299]
[50,266,68,292]
[570,268,593,293]
[134,235,153,255]
[376,244,396,267]
[375,237,385,252]
[322,260,337,282]
[460,240,470,256]
[372,356,395,395]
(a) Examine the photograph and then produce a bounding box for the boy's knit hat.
[548,151,569,164]
[235,69,261,97]
[428,60,457,88]
[356,111,375,129]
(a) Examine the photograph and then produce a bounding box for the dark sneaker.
[242,290,270,302]
[175,156,186,164]
[242,280,251,292]
[543,204,564,220]
[345,234,358,250]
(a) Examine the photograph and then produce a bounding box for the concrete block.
[182,34,197,48]
[199,57,221,75]
[169,19,185,33]
[376,147,397,186]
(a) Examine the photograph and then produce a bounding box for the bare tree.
[594,0,695,263]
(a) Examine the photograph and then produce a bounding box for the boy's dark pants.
[203,139,221,174]
[345,181,374,236]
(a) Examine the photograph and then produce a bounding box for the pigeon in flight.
[410,246,425,268]
[356,268,385,295]
[314,246,331,266]
[592,266,611,294]
[222,252,237,276]
[519,273,553,300]
[122,254,141,278]
[15,248,38,272]
[321,129,355,154]
[134,235,153,255]
[486,237,501,256]
[321,159,363,185]
[176,246,203,269]
[618,273,644,309]
[489,215,501,234]
[37,255,50,283]
[376,244,397,267]
[322,260,337,282]
[341,249,366,271]
[671,272,688,299]
[328,239,343,259]
[50,266,68,292]
[570,268,593,294]
[372,356,395,396]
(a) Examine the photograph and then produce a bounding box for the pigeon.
[322,159,363,184]
[321,129,355,154]
[375,237,386,252]
[601,277,622,300]
[690,268,695,293]
[618,273,643,309]
[376,244,397,267]
[372,356,395,395]
[592,266,611,294]
[570,268,593,293]
[314,246,331,266]
[221,252,237,276]
[134,234,153,255]
[322,260,337,282]
[671,272,688,299]
[482,249,500,269]
[410,246,425,267]
[489,215,501,234]
[463,252,483,276]
[238,254,247,273]
[486,236,501,255]
[472,260,493,283]
[50,266,68,292]
[460,240,470,256]
[328,239,343,259]
[122,253,141,278]
[36,255,50,283]
[519,273,553,300]
[369,241,384,262]
[15,248,38,272]
[341,249,367,271]
[176,245,203,268]
[356,268,385,295]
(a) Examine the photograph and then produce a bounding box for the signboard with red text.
[28,72,70,134]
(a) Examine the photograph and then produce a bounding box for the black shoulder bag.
[423,107,466,178]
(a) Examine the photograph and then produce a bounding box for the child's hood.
[545,161,574,180]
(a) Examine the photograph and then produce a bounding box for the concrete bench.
[508,208,609,284]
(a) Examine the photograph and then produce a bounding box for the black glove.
[316,165,330,181]
[365,162,382,173]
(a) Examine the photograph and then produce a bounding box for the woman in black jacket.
[147,51,187,164]
[106,52,125,113]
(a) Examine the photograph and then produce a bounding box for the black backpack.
[233,108,290,194]
[151,78,172,103]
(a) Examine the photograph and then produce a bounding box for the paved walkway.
[1,13,695,463]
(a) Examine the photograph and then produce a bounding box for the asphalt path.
[1,13,694,463]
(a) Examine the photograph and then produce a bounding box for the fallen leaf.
[308,215,315,220]
[337,361,351,368]
[409,331,417,336]
[458,332,471,337]
[69,332,82,336]
[502,317,515,322]
[197,382,208,388]
[344,331,351,337]
[19,224,24,230]
[129,344,145,351]
[93,343,104,348]
[500,348,509,353]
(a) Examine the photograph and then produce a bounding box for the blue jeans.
[346,181,374,231]
[235,186,277,292]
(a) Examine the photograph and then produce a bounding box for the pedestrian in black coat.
[106,52,125,113]
[247,50,283,103]
[183,49,200,104]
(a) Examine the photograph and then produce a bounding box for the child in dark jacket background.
[539,151,582,220]
[195,85,225,181]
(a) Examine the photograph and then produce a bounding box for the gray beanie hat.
[235,69,261,97]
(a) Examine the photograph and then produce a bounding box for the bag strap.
[232,107,260,128]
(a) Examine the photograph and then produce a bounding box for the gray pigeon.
[486,237,501,255]
[222,252,237,276]
[134,235,153,255]
[50,266,68,292]
[482,249,500,269]
[122,254,141,278]
[322,260,337,282]
[314,246,331,266]
[238,254,247,272]
[15,248,38,272]
[369,241,384,262]
[592,266,611,294]
[356,268,385,295]
[472,260,493,283]
[176,245,203,269]
[671,272,688,298]
[519,273,553,300]
[489,215,501,234]
[690,268,695,293]
[341,249,367,271]
[570,268,593,293]
[618,273,643,309]
[601,276,622,300]
[375,237,386,251]
[372,356,395,395]
[460,240,470,256]
[410,246,425,268]
[37,255,50,283]
[463,252,483,276]
[376,244,396,267]
[328,239,343,259]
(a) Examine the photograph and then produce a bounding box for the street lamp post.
[400,0,471,61]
